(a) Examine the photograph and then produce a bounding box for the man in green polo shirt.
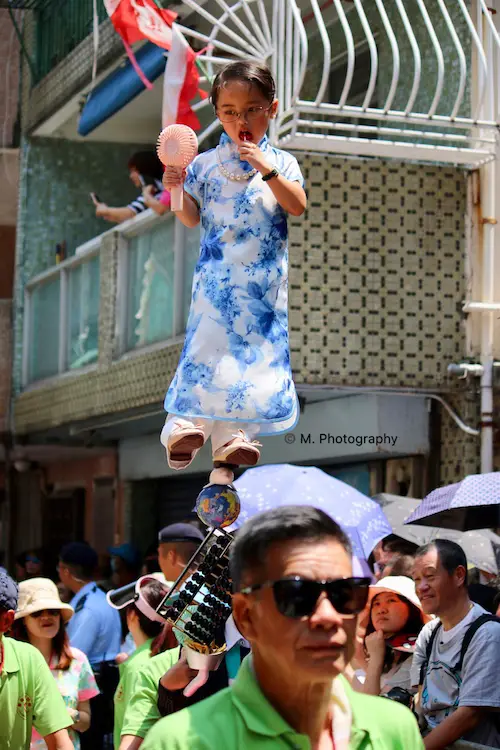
[143,506,424,749]
[0,572,73,750]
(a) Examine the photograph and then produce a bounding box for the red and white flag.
[162,23,207,131]
[103,0,176,88]
[104,0,177,48]
[103,0,205,128]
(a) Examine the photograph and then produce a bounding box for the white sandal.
[167,423,206,463]
[212,430,262,467]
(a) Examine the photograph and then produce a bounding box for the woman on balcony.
[92,151,171,223]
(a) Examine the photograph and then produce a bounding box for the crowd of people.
[1,508,500,750]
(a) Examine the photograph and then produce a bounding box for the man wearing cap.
[157,523,204,583]
[58,542,122,749]
[109,543,142,590]
[0,571,74,749]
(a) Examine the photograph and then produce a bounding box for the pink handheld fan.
[157,124,198,212]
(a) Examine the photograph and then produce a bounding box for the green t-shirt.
[0,637,72,750]
[142,656,425,750]
[120,646,180,741]
[113,638,154,749]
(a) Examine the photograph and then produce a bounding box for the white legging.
[160,415,260,470]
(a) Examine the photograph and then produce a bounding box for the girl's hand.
[238,141,272,174]
[163,166,186,189]
[365,630,386,664]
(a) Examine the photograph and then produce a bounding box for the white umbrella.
[373,494,500,575]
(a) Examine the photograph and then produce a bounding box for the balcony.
[22,210,199,388]
[177,0,500,167]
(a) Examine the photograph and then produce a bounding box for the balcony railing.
[183,0,500,167]
[22,210,199,387]
[116,210,199,355]
[23,239,100,384]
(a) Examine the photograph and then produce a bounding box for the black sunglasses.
[30,609,61,618]
[240,576,370,619]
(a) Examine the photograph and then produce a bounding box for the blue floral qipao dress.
[164,132,304,436]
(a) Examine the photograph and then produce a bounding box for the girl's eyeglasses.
[240,576,371,619]
[30,609,61,618]
[216,105,273,123]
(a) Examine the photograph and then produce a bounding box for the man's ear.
[270,99,279,119]
[0,609,15,634]
[455,565,467,588]
[232,593,257,644]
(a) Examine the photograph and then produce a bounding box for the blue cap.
[108,543,141,569]
[158,523,204,545]
[0,572,18,611]
[60,542,98,571]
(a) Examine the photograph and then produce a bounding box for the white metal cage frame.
[176,0,500,168]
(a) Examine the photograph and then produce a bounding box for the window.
[67,255,100,369]
[24,250,100,385]
[126,218,176,350]
[28,276,61,382]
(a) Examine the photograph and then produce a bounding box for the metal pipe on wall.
[478,3,498,473]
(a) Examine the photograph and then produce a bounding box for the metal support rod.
[463,301,500,311]
[478,6,497,474]
[480,359,494,472]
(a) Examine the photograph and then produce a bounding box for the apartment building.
[7,0,500,559]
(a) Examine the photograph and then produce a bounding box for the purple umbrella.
[226,464,392,558]
[404,472,500,531]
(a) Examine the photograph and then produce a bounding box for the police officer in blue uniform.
[58,542,121,750]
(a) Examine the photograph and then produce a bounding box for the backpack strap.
[453,614,500,672]
[419,621,442,686]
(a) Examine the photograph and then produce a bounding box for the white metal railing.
[22,210,199,386]
[113,210,199,358]
[23,238,101,386]
[180,0,500,167]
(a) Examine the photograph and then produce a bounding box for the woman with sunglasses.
[361,576,430,697]
[12,578,99,749]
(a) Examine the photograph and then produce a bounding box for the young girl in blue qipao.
[161,61,307,470]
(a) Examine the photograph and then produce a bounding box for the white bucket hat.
[15,578,74,623]
[369,576,431,624]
